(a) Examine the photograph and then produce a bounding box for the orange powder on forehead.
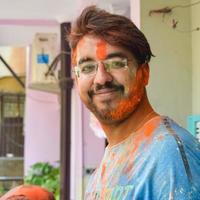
[96,40,107,60]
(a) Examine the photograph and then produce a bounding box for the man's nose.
[93,62,113,85]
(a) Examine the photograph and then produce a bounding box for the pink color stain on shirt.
[101,163,107,199]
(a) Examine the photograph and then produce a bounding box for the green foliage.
[24,162,60,200]
[0,185,6,196]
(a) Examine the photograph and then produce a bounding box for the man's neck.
[101,94,159,147]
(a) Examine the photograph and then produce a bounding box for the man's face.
[74,35,149,124]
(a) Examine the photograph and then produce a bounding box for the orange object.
[96,40,107,60]
[0,185,55,200]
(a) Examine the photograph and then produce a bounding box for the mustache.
[88,81,124,97]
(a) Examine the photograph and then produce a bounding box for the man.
[0,185,55,200]
[68,6,200,200]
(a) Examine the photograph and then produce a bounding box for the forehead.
[75,35,133,63]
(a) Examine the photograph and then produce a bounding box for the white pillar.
[130,0,141,28]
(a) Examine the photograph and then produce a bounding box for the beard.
[86,80,144,125]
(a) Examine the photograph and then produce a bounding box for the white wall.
[0,24,60,46]
[140,0,192,127]
[191,0,200,114]
[0,0,78,20]
[0,0,81,46]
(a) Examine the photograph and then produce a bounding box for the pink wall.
[24,89,60,172]
[83,107,105,169]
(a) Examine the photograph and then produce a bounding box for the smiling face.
[74,35,149,124]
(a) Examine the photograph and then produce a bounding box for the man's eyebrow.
[78,57,93,65]
[78,52,127,65]
[106,52,127,59]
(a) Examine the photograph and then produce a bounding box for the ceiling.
[0,0,130,21]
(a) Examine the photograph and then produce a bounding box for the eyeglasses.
[74,57,128,78]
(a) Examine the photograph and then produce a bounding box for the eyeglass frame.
[73,57,131,78]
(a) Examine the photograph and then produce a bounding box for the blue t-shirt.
[85,116,200,200]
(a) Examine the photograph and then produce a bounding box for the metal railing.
[0,176,23,182]
[0,92,25,157]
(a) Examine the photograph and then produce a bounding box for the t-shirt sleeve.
[152,130,200,200]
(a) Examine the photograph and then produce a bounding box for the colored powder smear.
[85,116,162,199]
[107,67,145,121]
[124,118,160,177]
[72,47,77,66]
[96,40,107,60]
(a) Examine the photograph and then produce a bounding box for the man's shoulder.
[143,117,200,200]
[154,116,200,149]
[151,117,200,162]
[151,117,200,180]
[145,117,199,180]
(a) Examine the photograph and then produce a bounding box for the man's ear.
[73,75,78,87]
[141,63,150,86]
[71,65,78,87]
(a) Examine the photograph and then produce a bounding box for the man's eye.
[110,60,126,69]
[81,64,96,74]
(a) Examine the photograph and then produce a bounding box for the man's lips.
[93,88,118,95]
[88,82,124,99]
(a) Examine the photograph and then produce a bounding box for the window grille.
[0,93,25,157]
